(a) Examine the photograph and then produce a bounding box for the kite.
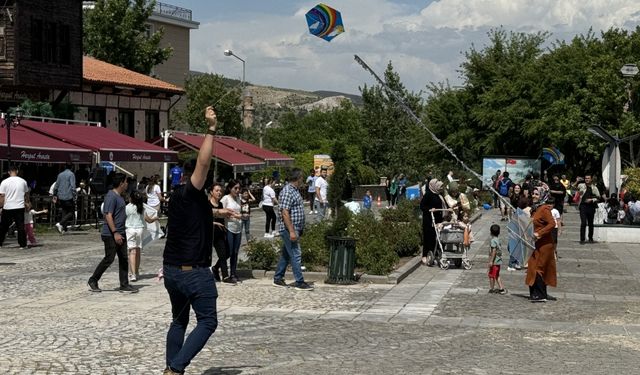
[305,3,344,42]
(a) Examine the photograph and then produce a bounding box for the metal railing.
[154,2,192,21]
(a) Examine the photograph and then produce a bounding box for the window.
[59,25,70,65]
[44,21,57,63]
[88,108,106,126]
[31,18,43,61]
[145,111,160,141]
[0,27,6,61]
[118,111,134,137]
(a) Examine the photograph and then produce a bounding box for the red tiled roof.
[83,56,185,94]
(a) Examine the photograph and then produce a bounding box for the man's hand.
[289,230,298,242]
[205,106,217,131]
[114,232,124,245]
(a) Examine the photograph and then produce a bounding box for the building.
[0,0,83,107]
[147,2,199,88]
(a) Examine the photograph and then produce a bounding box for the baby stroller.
[430,209,472,270]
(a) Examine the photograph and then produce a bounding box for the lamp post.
[259,121,273,148]
[224,49,245,89]
[1,107,23,167]
[621,63,639,112]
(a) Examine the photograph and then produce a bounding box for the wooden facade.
[0,0,82,91]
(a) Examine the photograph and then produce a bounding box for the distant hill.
[313,91,363,106]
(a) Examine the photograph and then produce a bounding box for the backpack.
[606,208,618,223]
[498,179,509,196]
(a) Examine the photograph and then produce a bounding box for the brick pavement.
[0,205,639,374]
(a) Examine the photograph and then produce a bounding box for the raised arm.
[190,106,217,191]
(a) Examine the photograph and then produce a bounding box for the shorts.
[488,265,501,279]
[126,228,143,250]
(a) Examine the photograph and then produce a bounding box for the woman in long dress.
[526,185,558,302]
[420,179,446,265]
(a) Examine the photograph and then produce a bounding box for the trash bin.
[326,236,356,284]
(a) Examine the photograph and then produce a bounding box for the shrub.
[347,211,398,273]
[384,221,422,257]
[300,220,331,270]
[245,239,280,270]
[380,199,420,222]
[356,237,399,275]
[623,167,640,198]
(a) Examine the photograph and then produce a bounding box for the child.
[363,190,373,210]
[24,202,48,246]
[460,212,473,251]
[240,188,256,243]
[126,191,159,282]
[488,224,507,294]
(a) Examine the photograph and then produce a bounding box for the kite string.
[354,55,535,250]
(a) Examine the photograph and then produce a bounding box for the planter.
[326,235,356,284]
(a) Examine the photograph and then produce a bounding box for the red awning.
[21,120,178,163]
[168,132,265,173]
[0,121,93,164]
[216,137,294,166]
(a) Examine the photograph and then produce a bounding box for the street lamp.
[259,121,273,148]
[1,107,23,166]
[224,49,245,88]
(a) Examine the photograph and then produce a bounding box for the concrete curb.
[237,211,483,285]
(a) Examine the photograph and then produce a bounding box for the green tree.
[173,73,242,136]
[83,0,172,74]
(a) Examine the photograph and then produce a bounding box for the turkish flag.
[506,159,517,165]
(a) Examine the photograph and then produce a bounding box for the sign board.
[314,154,334,176]
[621,64,639,77]
[482,157,541,187]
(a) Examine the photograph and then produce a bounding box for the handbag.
[258,200,263,209]
[572,191,581,204]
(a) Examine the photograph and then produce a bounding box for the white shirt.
[315,176,328,202]
[146,184,161,206]
[0,176,29,210]
[221,194,242,233]
[24,209,36,224]
[551,208,561,228]
[262,185,276,206]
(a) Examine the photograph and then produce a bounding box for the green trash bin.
[326,236,356,284]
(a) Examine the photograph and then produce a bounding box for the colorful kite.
[305,3,344,42]
[541,146,565,165]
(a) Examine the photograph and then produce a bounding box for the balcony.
[154,2,192,21]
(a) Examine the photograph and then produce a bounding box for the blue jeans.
[316,202,327,221]
[163,265,218,372]
[227,231,242,277]
[241,218,250,242]
[274,229,304,284]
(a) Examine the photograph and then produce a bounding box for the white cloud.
[189,0,640,95]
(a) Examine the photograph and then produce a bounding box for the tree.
[173,73,242,137]
[83,0,172,75]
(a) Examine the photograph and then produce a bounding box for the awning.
[21,120,178,163]
[167,132,265,173]
[0,121,93,164]
[216,137,294,166]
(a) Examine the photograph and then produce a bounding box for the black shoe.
[498,289,508,295]
[88,279,101,293]
[530,296,547,303]
[579,241,586,245]
[588,239,596,244]
[294,282,314,291]
[546,295,557,301]
[222,276,237,284]
[488,289,496,294]
[119,284,139,293]
[272,279,288,287]
[211,267,221,282]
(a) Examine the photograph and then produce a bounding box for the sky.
[176,0,640,95]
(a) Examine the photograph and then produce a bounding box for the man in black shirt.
[548,174,567,215]
[162,106,218,375]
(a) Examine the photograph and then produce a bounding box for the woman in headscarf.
[526,184,557,302]
[420,179,447,265]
